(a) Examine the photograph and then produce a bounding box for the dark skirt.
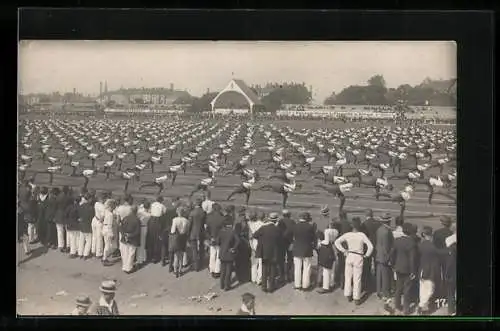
[172,233,188,252]
[146,217,163,259]
[18,214,28,242]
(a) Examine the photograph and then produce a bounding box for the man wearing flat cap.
[292,212,316,291]
[251,212,282,293]
[433,216,454,297]
[89,280,119,315]
[417,226,441,315]
[390,222,418,315]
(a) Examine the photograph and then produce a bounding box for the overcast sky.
[19,40,456,102]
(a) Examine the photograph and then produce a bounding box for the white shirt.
[393,226,405,239]
[150,201,166,217]
[115,204,133,222]
[445,233,457,247]
[248,220,264,251]
[94,202,106,221]
[137,205,151,227]
[202,199,214,214]
[334,231,374,257]
[171,216,190,234]
[102,210,117,236]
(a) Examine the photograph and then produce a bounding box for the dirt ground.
[17,116,455,316]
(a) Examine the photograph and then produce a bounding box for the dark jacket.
[278,216,296,247]
[189,206,206,241]
[361,217,381,247]
[390,235,418,275]
[65,204,80,231]
[36,196,51,223]
[54,193,72,224]
[433,227,453,250]
[292,221,316,258]
[162,206,177,235]
[418,239,441,281]
[78,202,94,233]
[253,223,281,262]
[24,199,38,224]
[217,225,240,262]
[338,220,353,235]
[46,195,58,223]
[120,213,141,247]
[445,243,456,281]
[317,243,335,269]
[375,224,394,265]
[206,211,225,242]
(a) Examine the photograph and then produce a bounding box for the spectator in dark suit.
[119,206,141,274]
[432,216,454,297]
[375,214,394,302]
[292,212,316,291]
[361,209,381,293]
[234,208,251,284]
[445,224,457,315]
[417,226,441,315]
[77,193,94,259]
[390,223,418,315]
[188,197,206,271]
[252,212,282,293]
[277,209,295,283]
[36,187,50,248]
[217,217,240,291]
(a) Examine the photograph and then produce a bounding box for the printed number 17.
[435,298,448,308]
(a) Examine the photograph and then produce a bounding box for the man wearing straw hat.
[89,280,120,315]
[251,212,281,293]
[71,295,92,316]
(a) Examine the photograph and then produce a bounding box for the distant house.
[102,87,191,106]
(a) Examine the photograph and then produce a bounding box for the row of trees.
[324,75,457,107]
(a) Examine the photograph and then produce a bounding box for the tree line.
[324,75,456,107]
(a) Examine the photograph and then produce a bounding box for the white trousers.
[91,218,104,257]
[103,234,115,261]
[250,250,262,284]
[419,278,435,310]
[56,223,66,249]
[344,254,364,300]
[320,266,333,290]
[119,242,137,272]
[66,228,70,249]
[136,226,148,264]
[27,223,37,242]
[67,230,80,255]
[78,232,92,257]
[294,257,312,289]
[208,245,221,274]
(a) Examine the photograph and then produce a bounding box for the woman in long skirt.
[233,209,251,285]
[146,213,163,264]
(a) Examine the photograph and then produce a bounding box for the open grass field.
[17,114,455,316]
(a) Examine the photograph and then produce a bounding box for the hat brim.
[99,287,116,293]
[76,302,91,307]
